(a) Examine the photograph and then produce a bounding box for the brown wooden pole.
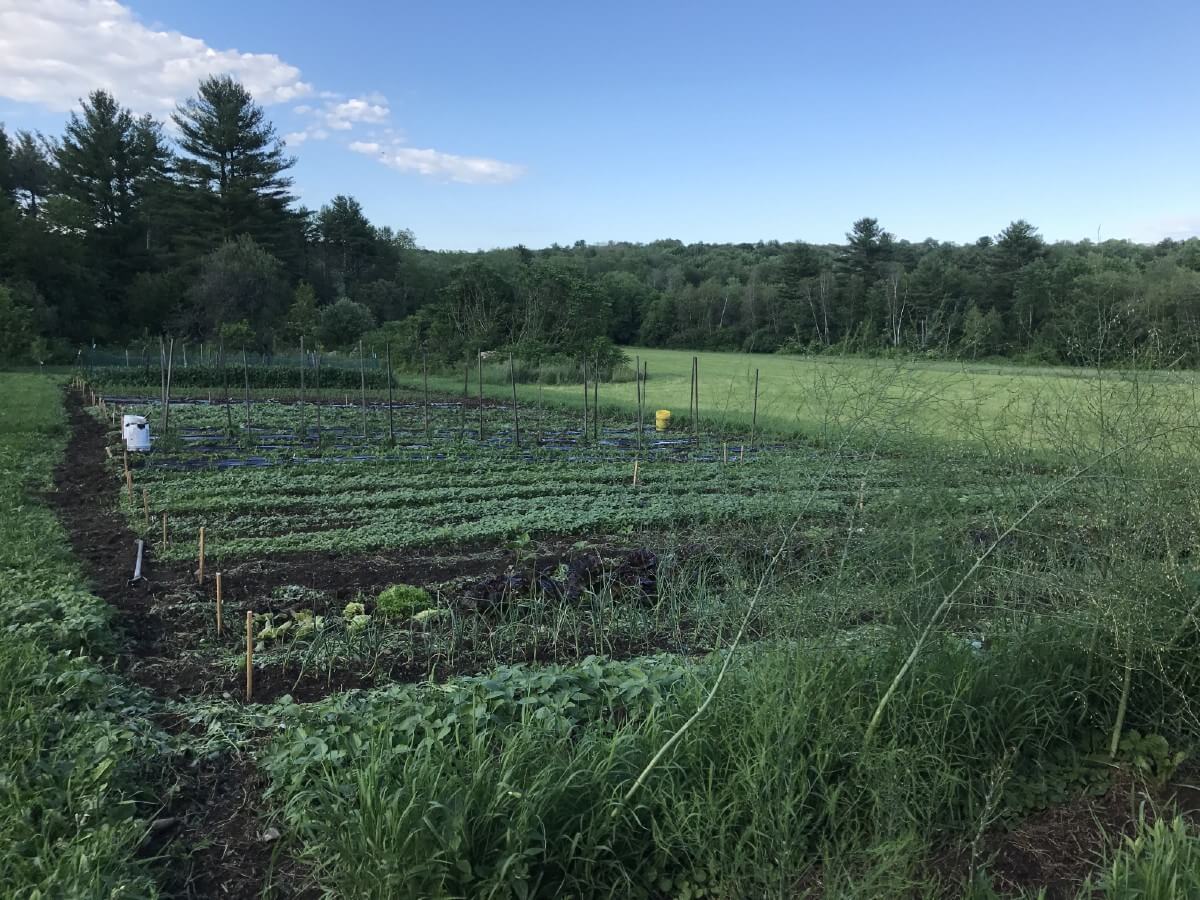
[359,340,368,440]
[751,367,760,449]
[162,511,168,546]
[215,572,223,636]
[693,356,700,447]
[593,378,599,442]
[582,363,589,445]
[163,337,175,434]
[245,611,254,701]
[314,351,322,445]
[461,361,469,442]
[478,351,484,441]
[509,353,520,448]
[197,526,206,585]
[422,350,430,442]
[386,343,395,446]
[242,348,251,440]
[299,336,306,439]
[142,487,150,527]
[635,354,642,454]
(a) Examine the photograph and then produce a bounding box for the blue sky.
[1,0,1197,250]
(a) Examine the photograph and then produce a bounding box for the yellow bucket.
[655,409,672,432]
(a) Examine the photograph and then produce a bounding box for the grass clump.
[1084,817,1200,899]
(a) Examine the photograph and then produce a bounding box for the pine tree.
[172,76,297,257]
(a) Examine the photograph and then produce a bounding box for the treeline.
[4,78,1200,369]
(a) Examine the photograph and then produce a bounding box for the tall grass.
[256,346,1200,898]
[0,374,167,897]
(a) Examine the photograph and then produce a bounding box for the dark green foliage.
[90,362,388,390]
[375,584,434,618]
[172,75,297,256]
[318,297,375,348]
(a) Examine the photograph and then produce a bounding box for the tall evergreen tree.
[49,91,173,336]
[9,131,53,217]
[172,76,297,258]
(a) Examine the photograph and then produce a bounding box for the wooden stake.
[723,442,728,464]
[162,511,168,546]
[314,351,322,444]
[739,445,745,463]
[751,367,760,449]
[582,363,589,445]
[422,350,430,442]
[358,340,368,440]
[196,526,206,584]
[632,459,639,486]
[125,467,134,505]
[142,487,150,527]
[477,351,484,441]
[220,339,232,440]
[461,361,469,442]
[299,335,306,439]
[693,356,700,448]
[163,337,174,434]
[245,610,254,701]
[593,379,599,442]
[242,347,251,440]
[386,343,395,446]
[215,572,223,635]
[509,353,520,448]
[635,354,642,454]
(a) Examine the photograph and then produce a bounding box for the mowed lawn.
[407,347,1200,453]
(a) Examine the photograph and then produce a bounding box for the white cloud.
[0,0,525,185]
[325,97,389,130]
[281,95,390,144]
[351,141,524,184]
[0,0,311,114]
[1135,216,1200,243]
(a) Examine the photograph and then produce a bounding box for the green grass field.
[397,347,1200,455]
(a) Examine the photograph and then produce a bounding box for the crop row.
[151,488,848,562]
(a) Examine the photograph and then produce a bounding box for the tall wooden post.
[358,340,368,440]
[422,349,430,442]
[314,350,322,446]
[461,362,469,442]
[221,339,232,439]
[163,337,175,434]
[386,343,395,446]
[635,354,642,453]
[581,363,589,446]
[751,367,760,449]
[593,378,599,442]
[509,353,520,448]
[692,356,700,447]
[477,351,485,441]
[245,611,254,701]
[299,336,306,439]
[242,348,251,440]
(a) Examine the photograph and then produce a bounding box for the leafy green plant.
[1084,816,1200,899]
[376,584,433,618]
